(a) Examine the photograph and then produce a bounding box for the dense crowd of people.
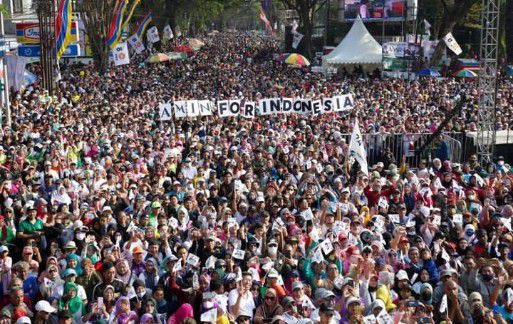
[0,31,513,324]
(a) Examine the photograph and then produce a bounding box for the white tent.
[323,16,382,65]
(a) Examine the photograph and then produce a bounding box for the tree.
[78,0,117,72]
[430,0,480,66]
[276,0,327,57]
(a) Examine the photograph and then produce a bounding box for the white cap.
[16,317,31,324]
[35,300,56,313]
[396,269,409,281]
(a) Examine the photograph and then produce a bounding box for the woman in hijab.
[116,259,137,287]
[167,303,194,324]
[138,258,159,294]
[51,186,72,206]
[65,253,83,276]
[139,298,160,323]
[140,313,156,324]
[112,296,138,324]
[39,263,63,299]
[254,288,283,324]
[58,282,85,323]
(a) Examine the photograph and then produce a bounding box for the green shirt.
[18,218,44,234]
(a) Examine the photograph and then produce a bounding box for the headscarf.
[114,297,137,324]
[66,253,83,276]
[116,259,132,283]
[58,282,83,315]
[143,298,158,316]
[167,303,194,324]
[140,313,154,324]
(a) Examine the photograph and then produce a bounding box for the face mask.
[483,273,494,282]
[137,292,146,298]
[76,232,86,241]
[268,247,278,255]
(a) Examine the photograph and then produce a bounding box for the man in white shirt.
[228,272,256,319]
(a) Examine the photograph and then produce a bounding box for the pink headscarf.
[167,303,194,324]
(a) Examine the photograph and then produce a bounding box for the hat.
[267,269,279,279]
[440,269,456,279]
[469,292,483,305]
[62,268,77,277]
[35,300,56,313]
[292,281,304,290]
[151,201,162,209]
[15,317,31,324]
[282,296,295,307]
[102,206,113,213]
[64,241,77,249]
[396,270,409,281]
[132,246,144,255]
[315,288,335,300]
[173,180,181,186]
[345,296,360,308]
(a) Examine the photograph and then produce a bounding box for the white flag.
[440,294,448,313]
[112,42,130,66]
[443,32,462,55]
[163,24,174,40]
[147,26,160,43]
[127,34,145,54]
[349,119,368,175]
[291,20,298,33]
[292,32,304,49]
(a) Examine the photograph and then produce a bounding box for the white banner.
[147,26,160,43]
[292,32,304,49]
[443,32,462,55]
[349,119,368,175]
[158,94,355,120]
[127,34,145,54]
[163,25,174,40]
[112,42,130,66]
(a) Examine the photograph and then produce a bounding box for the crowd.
[0,30,512,324]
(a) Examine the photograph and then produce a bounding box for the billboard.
[16,22,79,44]
[18,44,80,57]
[382,42,421,73]
[344,0,405,21]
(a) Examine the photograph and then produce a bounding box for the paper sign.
[452,213,463,224]
[44,277,55,289]
[378,196,388,209]
[377,313,392,324]
[311,247,324,263]
[440,294,448,313]
[363,315,376,324]
[411,272,418,284]
[433,215,441,225]
[200,308,218,322]
[192,273,199,289]
[348,233,359,246]
[320,239,334,255]
[248,267,260,281]
[233,249,245,260]
[502,218,512,232]
[169,217,179,228]
[262,260,274,272]
[205,255,217,269]
[186,253,200,266]
[441,248,450,263]
[173,261,182,272]
[316,164,323,174]
[406,219,416,228]
[301,208,314,221]
[389,214,400,224]
[333,221,346,235]
[334,275,344,289]
[507,288,513,304]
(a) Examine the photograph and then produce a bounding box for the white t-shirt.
[228,288,256,319]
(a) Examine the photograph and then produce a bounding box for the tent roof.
[323,16,382,65]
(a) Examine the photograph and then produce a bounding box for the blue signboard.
[18,44,80,57]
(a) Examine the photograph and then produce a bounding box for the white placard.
[159,102,173,121]
[233,249,245,260]
[443,32,463,55]
[173,261,182,272]
[186,253,200,266]
[433,215,441,225]
[112,42,130,66]
[333,221,346,235]
[320,238,334,255]
[169,217,179,229]
[205,255,217,269]
[163,25,174,40]
[452,213,463,224]
[147,26,160,43]
[200,308,217,322]
[301,208,314,221]
[127,34,145,54]
[311,247,324,263]
[389,214,400,224]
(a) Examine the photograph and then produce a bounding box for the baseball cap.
[345,296,360,308]
[292,281,304,290]
[315,288,335,300]
[35,300,56,313]
[16,317,31,324]
[396,270,409,281]
[62,268,77,278]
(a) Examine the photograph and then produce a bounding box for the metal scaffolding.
[36,0,56,95]
[477,0,500,165]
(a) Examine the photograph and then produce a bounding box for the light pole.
[36,0,56,95]
[0,0,10,127]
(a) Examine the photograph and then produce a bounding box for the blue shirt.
[23,275,39,299]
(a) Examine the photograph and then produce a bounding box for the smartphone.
[97,297,103,309]
[407,300,419,308]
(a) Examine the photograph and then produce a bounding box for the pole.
[324,0,330,47]
[0,0,9,128]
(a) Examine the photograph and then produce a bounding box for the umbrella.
[174,45,195,53]
[454,69,478,78]
[147,53,170,63]
[279,53,310,66]
[188,38,205,49]
[416,68,440,77]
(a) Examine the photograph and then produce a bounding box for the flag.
[127,33,145,54]
[292,32,303,49]
[443,32,463,55]
[163,25,174,40]
[349,119,368,175]
[259,8,275,37]
[136,12,153,38]
[55,0,73,60]
[121,0,141,32]
[423,19,431,36]
[107,0,128,49]
[175,25,182,37]
[147,26,160,43]
[439,294,448,313]
[112,42,130,66]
